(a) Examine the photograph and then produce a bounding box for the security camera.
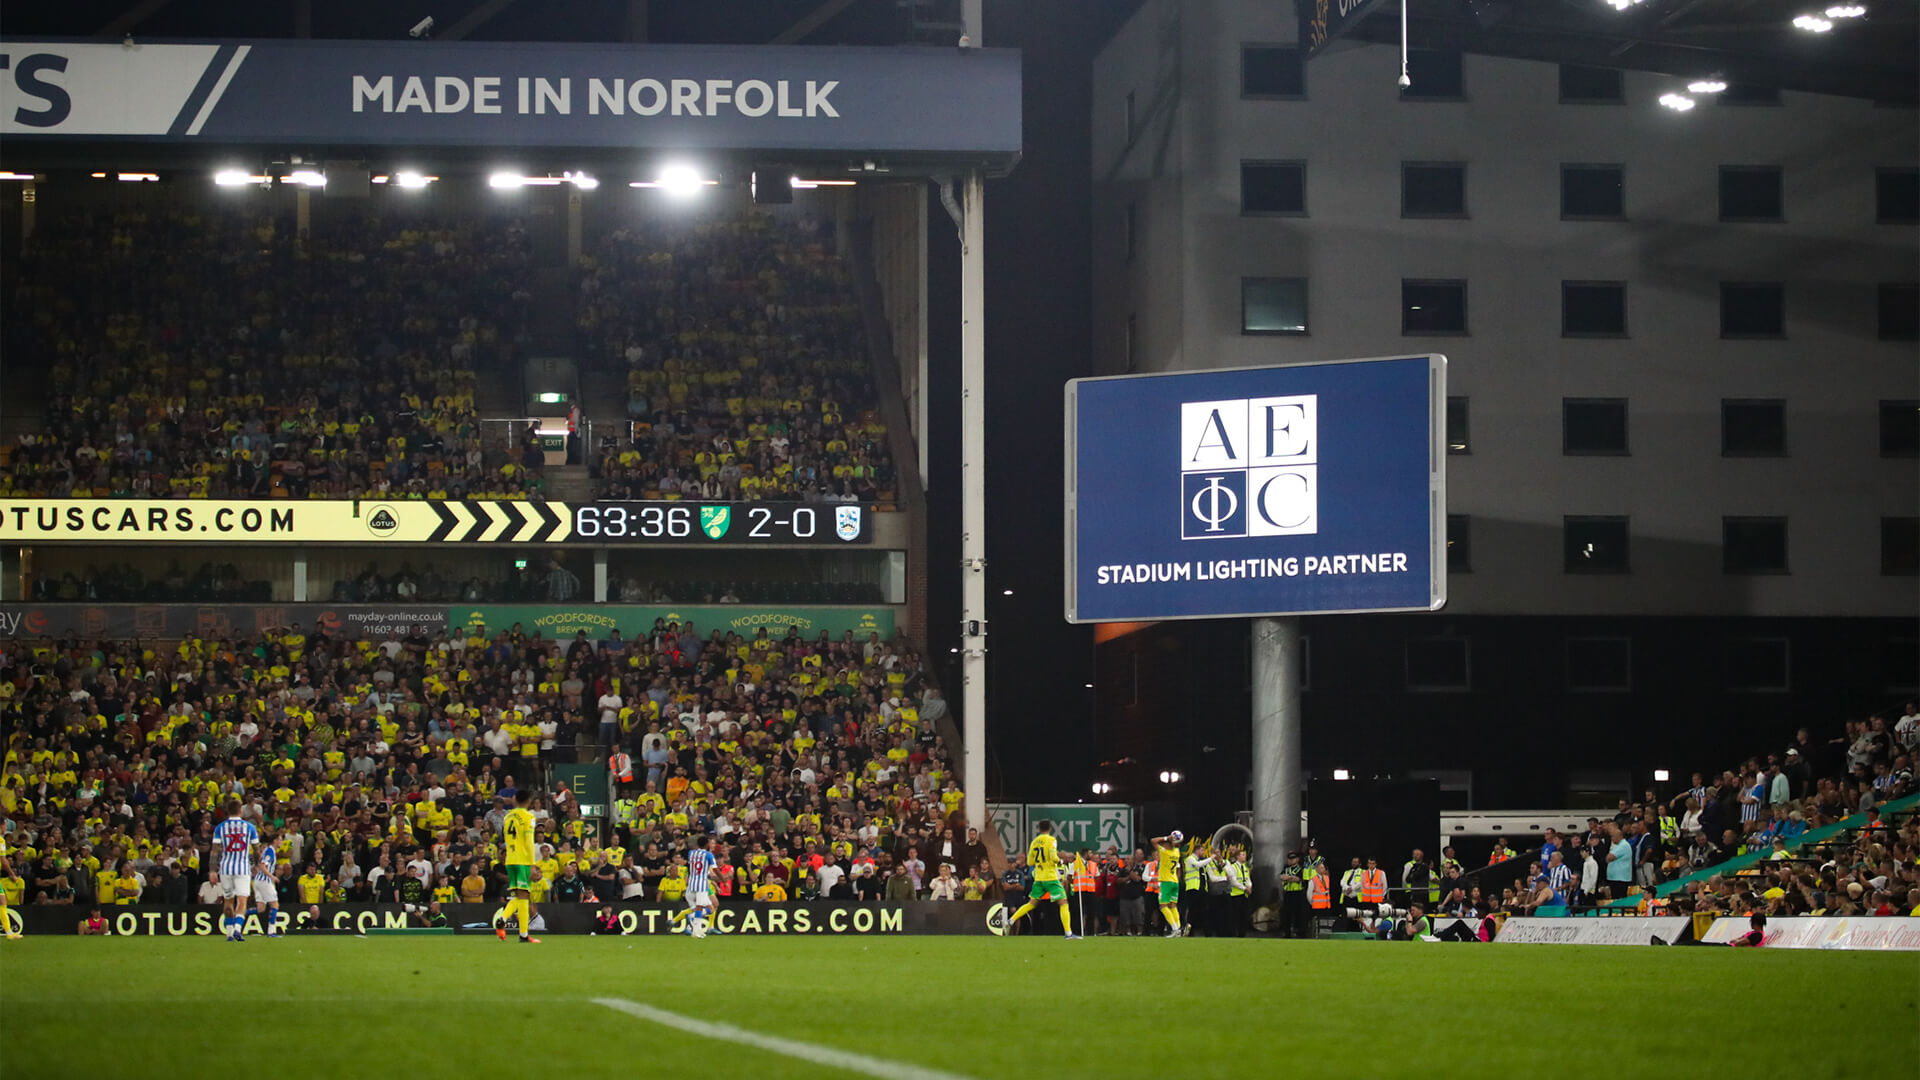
[409,16,435,38]
[1397,73,1412,89]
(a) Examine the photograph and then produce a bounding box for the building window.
[1446,396,1470,454]
[1724,516,1789,574]
[1881,400,1920,457]
[1446,514,1471,572]
[1402,163,1467,218]
[1727,638,1790,692]
[1559,65,1623,104]
[1241,277,1308,335]
[1721,399,1786,456]
[1566,637,1632,692]
[1242,45,1306,98]
[1562,164,1625,219]
[1564,516,1630,573]
[1721,283,1785,338]
[1563,398,1629,455]
[1882,517,1920,576]
[1124,90,1136,144]
[1719,166,1784,222]
[1400,49,1464,100]
[1562,281,1627,337]
[1886,637,1920,694]
[1124,203,1136,262]
[1879,167,1920,224]
[1406,637,1470,691]
[1719,83,1780,106]
[1880,283,1919,340]
[1241,161,1306,216]
[1402,279,1467,335]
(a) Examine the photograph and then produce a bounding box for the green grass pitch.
[3,936,1914,1079]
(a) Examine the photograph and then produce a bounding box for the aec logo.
[1180,396,1317,539]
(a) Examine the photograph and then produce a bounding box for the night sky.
[1,0,1135,802]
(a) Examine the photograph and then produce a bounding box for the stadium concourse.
[0,621,966,920]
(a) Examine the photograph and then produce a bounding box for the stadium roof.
[1329,0,1918,104]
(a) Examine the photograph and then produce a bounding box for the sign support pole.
[1250,616,1302,900]
[960,165,988,832]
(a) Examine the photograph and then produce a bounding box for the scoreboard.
[0,499,871,546]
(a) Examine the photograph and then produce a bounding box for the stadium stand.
[575,214,898,505]
[0,202,540,501]
[1475,711,1920,919]
[0,622,961,909]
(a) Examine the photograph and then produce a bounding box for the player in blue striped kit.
[252,828,282,937]
[210,800,259,942]
[684,836,722,938]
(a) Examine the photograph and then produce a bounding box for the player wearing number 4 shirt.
[211,800,260,942]
[499,789,541,944]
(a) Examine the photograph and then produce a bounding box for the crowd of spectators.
[0,617,963,916]
[1473,707,1920,920]
[32,561,271,603]
[1,203,541,501]
[576,214,897,505]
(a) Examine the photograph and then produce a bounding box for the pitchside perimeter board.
[1064,355,1446,623]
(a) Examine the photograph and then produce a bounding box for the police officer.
[1278,850,1309,939]
[1226,847,1251,938]
[1402,848,1438,908]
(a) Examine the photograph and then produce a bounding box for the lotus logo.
[365,504,400,537]
[699,506,731,540]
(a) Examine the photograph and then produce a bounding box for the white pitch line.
[591,997,976,1080]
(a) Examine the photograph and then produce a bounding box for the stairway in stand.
[544,464,594,504]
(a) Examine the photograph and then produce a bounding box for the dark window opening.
[1559,65,1623,104]
[1562,164,1624,219]
[1565,516,1630,573]
[1563,398,1629,455]
[1242,45,1305,98]
[1402,163,1467,217]
[1721,283,1785,338]
[1879,283,1918,340]
[1402,279,1467,335]
[1446,514,1471,572]
[1721,399,1786,456]
[1446,396,1469,454]
[1720,166,1784,222]
[1401,50,1464,99]
[1723,517,1789,574]
[1241,161,1306,215]
[1562,281,1627,336]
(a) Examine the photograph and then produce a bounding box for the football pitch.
[3,936,1914,1080]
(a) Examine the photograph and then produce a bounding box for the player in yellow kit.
[498,789,541,944]
[0,834,18,939]
[1151,831,1185,938]
[1007,820,1078,939]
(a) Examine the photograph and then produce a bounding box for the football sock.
[1060,904,1073,936]
[514,898,529,939]
[1009,900,1039,924]
[1163,906,1181,930]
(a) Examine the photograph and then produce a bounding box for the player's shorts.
[221,874,252,900]
[253,879,279,905]
[1158,881,1181,905]
[506,864,532,892]
[686,889,712,909]
[1028,879,1067,902]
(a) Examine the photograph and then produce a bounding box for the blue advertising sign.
[0,40,1021,154]
[1064,356,1446,623]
